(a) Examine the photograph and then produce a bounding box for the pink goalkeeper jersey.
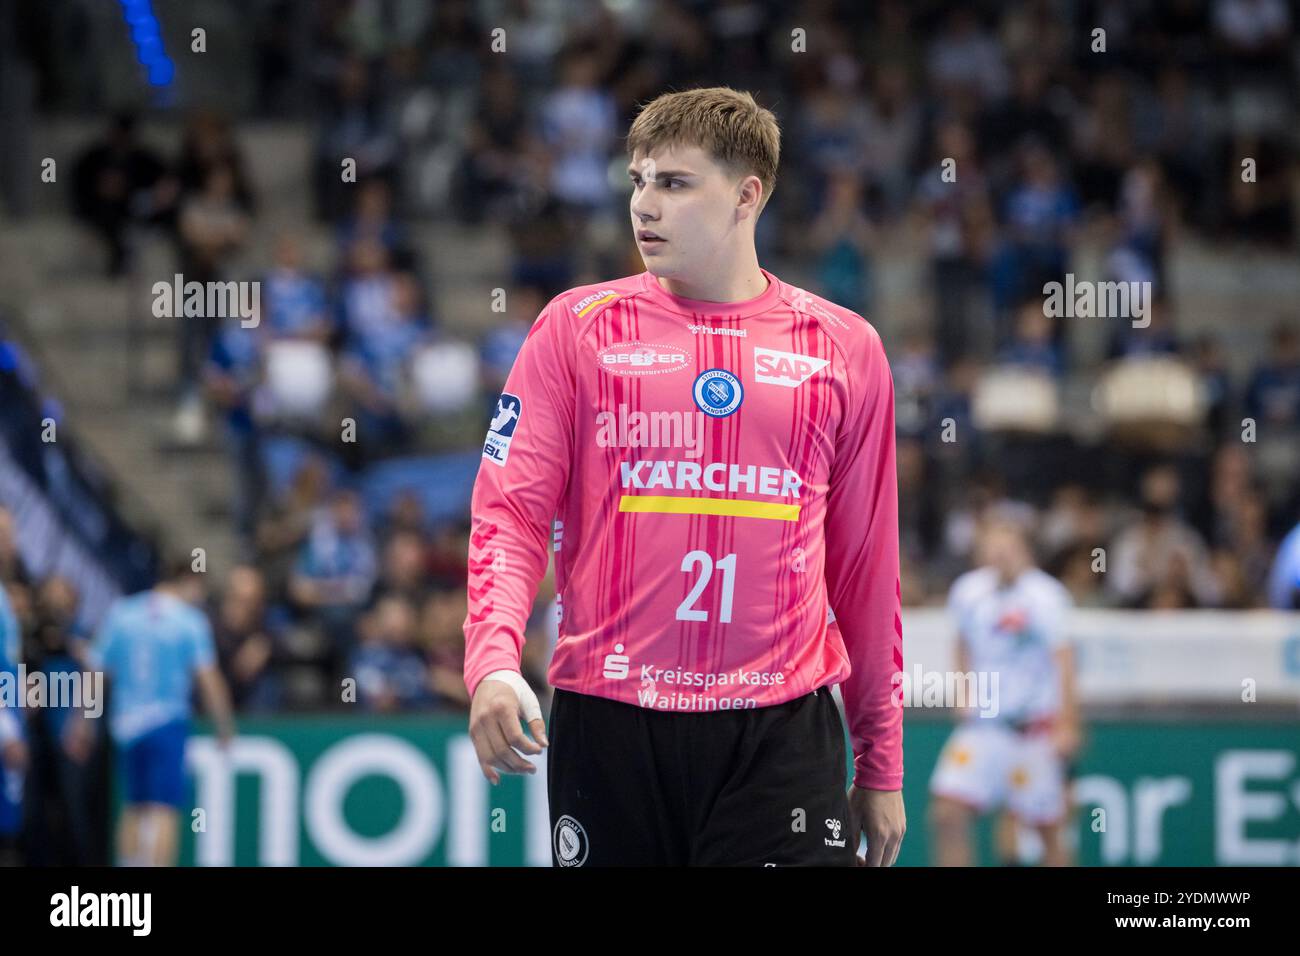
[463,267,903,790]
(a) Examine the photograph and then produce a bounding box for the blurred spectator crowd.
[9,0,1300,731]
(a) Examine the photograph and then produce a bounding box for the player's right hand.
[847,785,906,867]
[469,672,548,785]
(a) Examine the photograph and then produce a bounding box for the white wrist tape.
[482,669,543,724]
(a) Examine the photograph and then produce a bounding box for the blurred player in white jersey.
[928,517,1080,866]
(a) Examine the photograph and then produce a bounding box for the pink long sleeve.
[824,328,904,790]
[463,296,575,699]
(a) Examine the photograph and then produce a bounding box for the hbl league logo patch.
[482,392,522,466]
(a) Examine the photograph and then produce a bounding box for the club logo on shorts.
[483,392,522,467]
[692,369,743,417]
[553,814,589,867]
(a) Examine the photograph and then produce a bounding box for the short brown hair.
[626,87,780,214]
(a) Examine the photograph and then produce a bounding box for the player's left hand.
[847,785,905,867]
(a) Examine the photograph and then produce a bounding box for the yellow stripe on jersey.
[574,293,620,317]
[619,495,801,521]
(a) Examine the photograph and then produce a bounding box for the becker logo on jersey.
[482,392,522,467]
[754,347,830,388]
[597,341,691,376]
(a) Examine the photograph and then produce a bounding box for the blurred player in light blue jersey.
[71,558,236,866]
[0,581,25,863]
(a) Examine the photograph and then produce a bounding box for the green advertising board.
[171,716,1300,866]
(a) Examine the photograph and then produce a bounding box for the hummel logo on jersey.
[687,323,747,337]
[754,347,829,388]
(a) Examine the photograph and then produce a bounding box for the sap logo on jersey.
[482,392,522,467]
[754,347,829,388]
[598,341,691,376]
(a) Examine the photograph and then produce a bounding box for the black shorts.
[546,686,856,866]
